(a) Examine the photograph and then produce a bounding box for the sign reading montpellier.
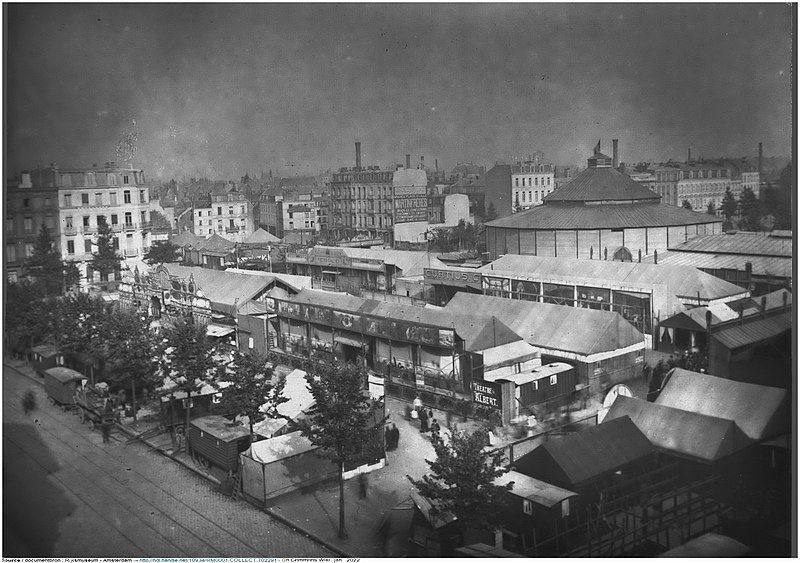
[472,380,501,410]
[424,268,482,286]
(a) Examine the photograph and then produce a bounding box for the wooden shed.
[488,362,576,413]
[187,415,252,473]
[494,470,578,552]
[31,344,63,377]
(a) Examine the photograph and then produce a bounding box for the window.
[139,190,146,203]
[67,240,75,254]
[111,214,118,225]
[5,218,13,233]
[123,175,129,185]
[141,211,147,224]
[123,190,131,204]
[110,192,117,205]
[550,375,558,385]
[23,198,30,208]
[7,245,16,262]
[198,220,203,226]
[535,177,538,186]
[84,239,92,253]
[66,216,73,229]
[561,499,570,518]
[113,237,119,251]
[124,212,132,226]
[23,217,33,233]
[532,380,538,391]
[248,337,254,349]
[95,193,103,205]
[81,193,90,205]
[24,243,34,257]
[514,178,519,187]
[83,216,90,227]
[522,499,533,515]
[548,177,551,185]
[217,207,222,215]
[109,174,117,185]
[229,219,235,229]
[228,206,233,215]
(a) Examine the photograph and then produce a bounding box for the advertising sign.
[333,310,363,332]
[472,380,501,410]
[394,195,428,223]
[424,268,482,287]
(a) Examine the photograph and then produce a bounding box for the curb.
[6,357,356,558]
[263,507,353,558]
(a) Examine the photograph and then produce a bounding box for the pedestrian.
[358,472,368,499]
[101,418,112,444]
[428,408,434,422]
[413,396,422,413]
[419,407,429,432]
[392,424,400,450]
[385,425,393,451]
[430,419,440,441]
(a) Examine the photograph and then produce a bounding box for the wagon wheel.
[174,424,185,436]
[78,408,86,424]
[87,418,96,431]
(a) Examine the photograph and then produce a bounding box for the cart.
[43,367,86,411]
[74,381,118,430]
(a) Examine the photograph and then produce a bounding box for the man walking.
[419,407,429,433]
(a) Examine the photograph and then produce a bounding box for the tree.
[103,308,161,423]
[721,187,737,221]
[681,200,692,210]
[514,194,522,213]
[296,360,381,539]
[22,225,80,295]
[56,293,112,382]
[485,202,497,222]
[4,279,49,357]
[160,319,224,443]
[91,218,121,284]
[413,427,513,538]
[217,351,287,438]
[706,201,717,215]
[737,187,762,231]
[762,185,792,230]
[144,240,180,265]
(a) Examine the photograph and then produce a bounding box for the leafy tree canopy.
[413,428,513,533]
[485,202,498,222]
[681,200,692,210]
[144,240,180,265]
[91,219,121,279]
[737,187,763,231]
[706,201,716,215]
[721,187,738,221]
[22,225,80,295]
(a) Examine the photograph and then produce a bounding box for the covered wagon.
[187,415,252,473]
[43,367,86,411]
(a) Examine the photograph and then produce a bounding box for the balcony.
[122,223,137,232]
[124,248,138,257]
[226,227,240,233]
[64,227,77,236]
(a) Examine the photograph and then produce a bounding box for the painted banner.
[394,194,428,223]
[472,380,501,410]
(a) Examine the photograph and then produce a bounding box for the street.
[3,363,336,558]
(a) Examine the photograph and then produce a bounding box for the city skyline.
[6,3,793,180]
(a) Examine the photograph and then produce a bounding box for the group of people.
[412,397,441,440]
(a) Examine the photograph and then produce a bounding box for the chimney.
[761,296,768,318]
[612,139,619,169]
[758,142,763,176]
[420,155,425,169]
[406,154,411,169]
[355,141,362,171]
[435,159,438,171]
[688,147,692,163]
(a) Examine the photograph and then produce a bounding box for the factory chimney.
[612,139,619,169]
[688,147,692,163]
[355,141,362,170]
[406,154,411,169]
[420,155,425,169]
[758,142,763,176]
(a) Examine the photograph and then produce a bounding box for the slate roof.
[643,251,792,280]
[494,471,577,508]
[656,369,789,441]
[198,233,236,253]
[485,201,723,230]
[514,416,652,487]
[605,395,748,462]
[544,166,662,203]
[445,293,644,356]
[482,254,747,302]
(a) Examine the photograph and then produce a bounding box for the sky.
[5,3,794,181]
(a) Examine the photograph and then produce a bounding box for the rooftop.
[494,471,578,507]
[486,201,722,230]
[667,232,793,257]
[444,293,644,357]
[656,369,789,441]
[544,166,661,204]
[482,254,748,303]
[189,415,251,442]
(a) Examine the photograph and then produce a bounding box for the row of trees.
[681,181,792,232]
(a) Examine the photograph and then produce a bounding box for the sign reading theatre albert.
[472,380,501,410]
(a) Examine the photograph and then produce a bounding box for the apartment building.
[193,184,253,243]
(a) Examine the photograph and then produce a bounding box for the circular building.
[485,148,723,261]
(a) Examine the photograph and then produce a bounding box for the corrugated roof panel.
[669,233,793,257]
[656,369,789,441]
[544,167,661,203]
[487,202,722,230]
[711,313,792,350]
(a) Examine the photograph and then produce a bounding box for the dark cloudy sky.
[6,3,793,180]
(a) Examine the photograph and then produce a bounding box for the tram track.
[4,366,335,557]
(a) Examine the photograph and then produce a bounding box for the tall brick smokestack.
[688,147,692,163]
[612,139,619,169]
[758,142,763,176]
[355,141,362,170]
[406,154,411,169]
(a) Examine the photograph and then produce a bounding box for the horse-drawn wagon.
[43,367,86,411]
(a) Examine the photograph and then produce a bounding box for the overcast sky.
[6,3,794,180]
